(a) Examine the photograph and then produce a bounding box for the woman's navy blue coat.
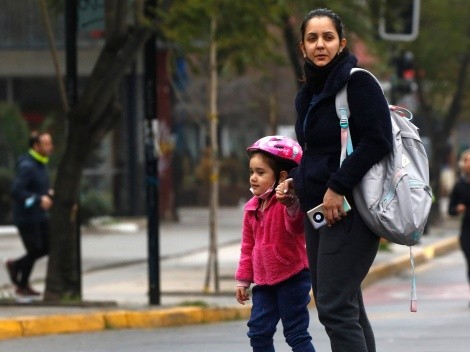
[291,53,393,212]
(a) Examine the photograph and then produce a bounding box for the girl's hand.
[275,178,296,206]
[236,286,250,305]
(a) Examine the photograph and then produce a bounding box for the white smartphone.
[307,197,352,229]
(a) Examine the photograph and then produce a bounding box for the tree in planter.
[43,0,155,302]
[159,0,285,292]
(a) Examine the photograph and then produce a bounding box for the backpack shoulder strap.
[335,83,350,126]
[335,68,362,164]
[335,68,369,120]
[336,68,386,166]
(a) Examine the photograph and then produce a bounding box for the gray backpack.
[335,68,433,246]
[336,68,433,312]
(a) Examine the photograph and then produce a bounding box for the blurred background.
[0,0,468,229]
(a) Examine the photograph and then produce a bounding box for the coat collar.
[319,53,358,98]
[245,194,276,212]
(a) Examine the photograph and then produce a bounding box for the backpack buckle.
[338,108,349,128]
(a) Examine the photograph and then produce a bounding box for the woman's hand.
[322,188,348,226]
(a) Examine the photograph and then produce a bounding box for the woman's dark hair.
[300,8,345,41]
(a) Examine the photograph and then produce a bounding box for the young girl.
[235,135,316,352]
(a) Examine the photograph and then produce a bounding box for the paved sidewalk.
[0,207,462,340]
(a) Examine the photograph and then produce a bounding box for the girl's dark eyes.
[249,170,264,176]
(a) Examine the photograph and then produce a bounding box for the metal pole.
[144,0,160,305]
[65,0,82,298]
[65,0,78,107]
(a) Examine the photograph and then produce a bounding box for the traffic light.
[379,0,420,41]
[392,51,416,94]
[395,51,415,80]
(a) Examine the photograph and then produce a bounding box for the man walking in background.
[5,131,54,297]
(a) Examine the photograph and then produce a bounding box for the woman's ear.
[339,38,347,52]
[299,42,307,58]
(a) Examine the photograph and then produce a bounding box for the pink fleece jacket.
[235,195,309,287]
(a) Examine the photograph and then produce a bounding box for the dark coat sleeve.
[327,71,393,195]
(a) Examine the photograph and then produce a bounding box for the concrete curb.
[0,306,252,340]
[363,235,459,288]
[0,235,459,341]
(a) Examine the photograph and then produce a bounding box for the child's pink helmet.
[247,135,303,166]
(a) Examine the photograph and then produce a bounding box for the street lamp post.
[144,0,160,306]
[65,0,82,299]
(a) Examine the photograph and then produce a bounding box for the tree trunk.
[281,12,303,90]
[44,22,153,301]
[204,15,220,293]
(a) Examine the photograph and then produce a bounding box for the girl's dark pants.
[247,269,316,352]
[305,209,379,352]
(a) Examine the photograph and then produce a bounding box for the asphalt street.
[1,249,468,352]
[0,206,465,345]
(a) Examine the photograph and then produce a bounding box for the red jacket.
[235,195,309,287]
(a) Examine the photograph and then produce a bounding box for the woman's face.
[300,16,346,67]
[249,153,276,197]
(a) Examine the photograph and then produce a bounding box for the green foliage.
[159,0,284,74]
[384,0,470,115]
[79,189,113,224]
[378,239,391,252]
[178,300,209,307]
[159,0,395,76]
[0,103,29,224]
[0,103,29,169]
[0,167,13,224]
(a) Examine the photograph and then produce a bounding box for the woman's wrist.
[286,197,300,217]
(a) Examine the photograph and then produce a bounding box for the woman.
[448,149,470,300]
[277,8,393,352]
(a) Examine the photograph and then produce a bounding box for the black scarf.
[303,48,350,94]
